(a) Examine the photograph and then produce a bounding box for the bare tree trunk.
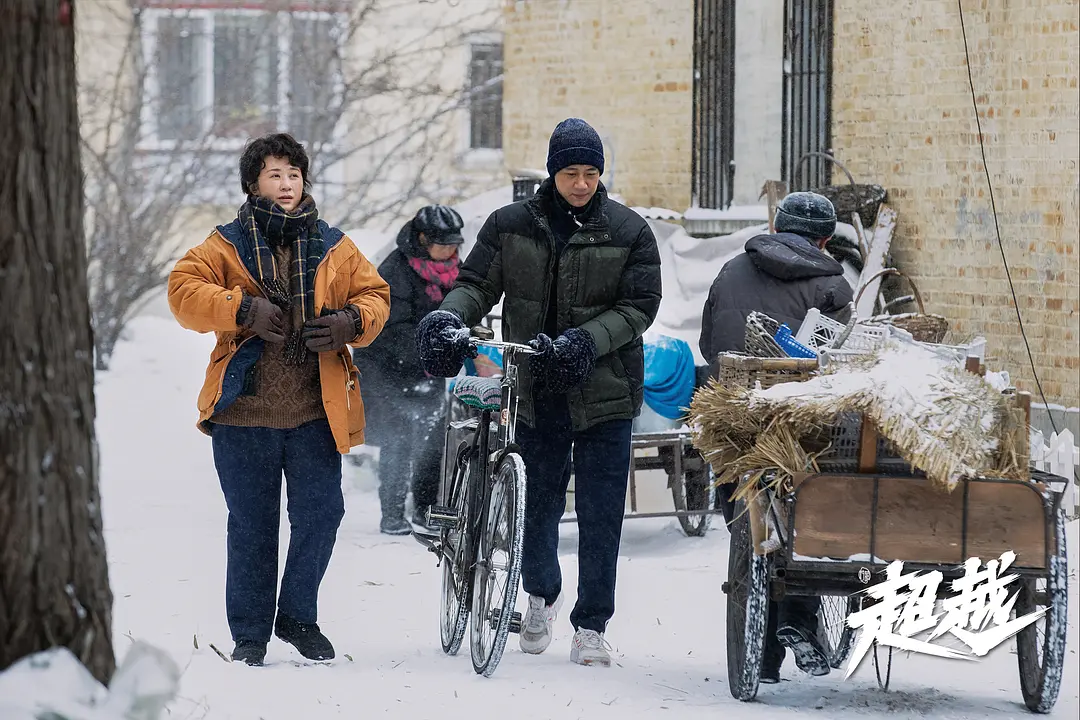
[0,0,116,685]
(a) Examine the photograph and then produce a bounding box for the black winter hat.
[774,191,837,239]
[546,118,605,177]
[412,204,464,245]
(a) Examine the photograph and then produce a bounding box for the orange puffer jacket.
[167,218,391,453]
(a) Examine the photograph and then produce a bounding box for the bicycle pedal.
[487,608,523,633]
[426,505,459,529]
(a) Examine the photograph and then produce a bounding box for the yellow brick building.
[503,0,695,210]
[830,0,1079,405]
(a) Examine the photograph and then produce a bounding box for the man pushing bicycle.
[417,118,661,666]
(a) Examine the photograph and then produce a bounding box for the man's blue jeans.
[516,397,632,634]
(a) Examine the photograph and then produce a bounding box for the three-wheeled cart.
[718,359,1069,714]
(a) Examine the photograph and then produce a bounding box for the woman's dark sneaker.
[380,515,412,535]
[274,613,335,661]
[232,640,267,666]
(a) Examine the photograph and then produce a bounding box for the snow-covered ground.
[17,315,1080,718]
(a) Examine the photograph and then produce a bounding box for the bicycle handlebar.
[473,339,536,355]
[447,327,536,356]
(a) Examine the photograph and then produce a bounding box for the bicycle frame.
[491,343,532,451]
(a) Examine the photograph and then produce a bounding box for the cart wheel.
[672,463,715,537]
[818,594,860,669]
[1015,502,1068,714]
[872,641,893,691]
[725,500,770,701]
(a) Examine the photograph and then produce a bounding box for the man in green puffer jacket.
[417,118,661,667]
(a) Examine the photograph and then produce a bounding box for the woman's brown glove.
[238,295,285,343]
[302,306,362,352]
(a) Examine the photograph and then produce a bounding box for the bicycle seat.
[452,376,503,411]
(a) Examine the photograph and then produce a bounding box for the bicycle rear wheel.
[439,441,474,656]
[470,452,526,677]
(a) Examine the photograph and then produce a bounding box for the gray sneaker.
[569,629,612,667]
[519,594,562,654]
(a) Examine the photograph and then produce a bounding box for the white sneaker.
[519,594,561,654]
[570,629,612,667]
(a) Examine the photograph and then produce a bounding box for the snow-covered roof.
[682,204,770,221]
[632,207,683,220]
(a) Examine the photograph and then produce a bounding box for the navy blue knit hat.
[546,118,605,177]
[774,191,837,239]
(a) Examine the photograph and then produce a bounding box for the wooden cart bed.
[789,473,1053,569]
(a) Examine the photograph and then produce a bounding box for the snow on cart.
[689,315,1069,713]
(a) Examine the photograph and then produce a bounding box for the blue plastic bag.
[642,335,696,421]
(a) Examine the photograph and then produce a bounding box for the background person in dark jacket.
[699,190,852,682]
[353,205,464,535]
[416,118,662,667]
[699,191,853,373]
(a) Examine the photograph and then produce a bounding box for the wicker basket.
[718,353,818,390]
[795,152,887,230]
[855,269,950,344]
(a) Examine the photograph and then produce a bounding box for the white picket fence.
[1030,428,1080,517]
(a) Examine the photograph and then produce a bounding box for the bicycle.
[413,325,535,677]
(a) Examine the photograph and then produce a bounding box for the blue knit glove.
[416,310,477,378]
[528,328,597,394]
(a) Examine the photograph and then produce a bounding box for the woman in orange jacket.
[167,133,390,666]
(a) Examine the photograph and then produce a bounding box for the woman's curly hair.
[238,133,311,196]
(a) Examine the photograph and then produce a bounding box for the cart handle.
[794,151,857,187]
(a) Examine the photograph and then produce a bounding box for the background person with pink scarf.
[352,205,464,535]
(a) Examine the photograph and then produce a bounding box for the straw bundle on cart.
[689,337,1028,500]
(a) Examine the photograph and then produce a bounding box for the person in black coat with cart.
[699,191,853,682]
[353,205,465,535]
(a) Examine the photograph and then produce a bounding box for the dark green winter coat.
[440,179,662,431]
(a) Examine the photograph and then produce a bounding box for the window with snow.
[141,3,345,149]
[468,42,503,151]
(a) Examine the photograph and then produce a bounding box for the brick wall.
[503,0,694,210]
[832,0,1080,406]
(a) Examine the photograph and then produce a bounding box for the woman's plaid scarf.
[237,194,324,365]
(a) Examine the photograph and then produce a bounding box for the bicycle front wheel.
[470,452,527,677]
